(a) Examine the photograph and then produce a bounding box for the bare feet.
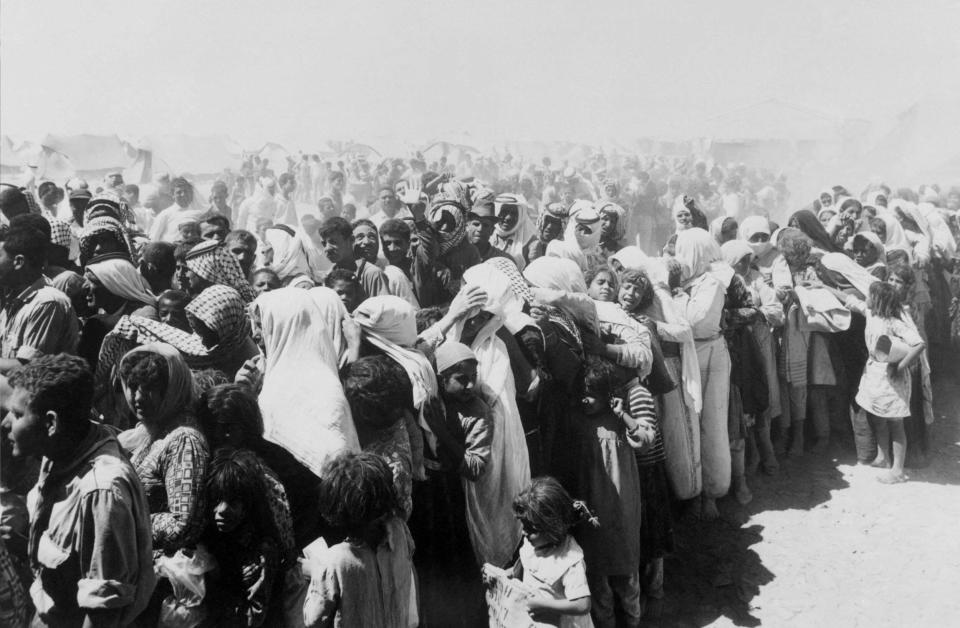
[701,496,720,521]
[735,478,753,505]
[869,457,889,469]
[877,472,907,484]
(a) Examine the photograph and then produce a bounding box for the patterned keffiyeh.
[429,196,467,255]
[185,239,256,303]
[79,215,137,266]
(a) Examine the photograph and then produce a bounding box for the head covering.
[79,215,136,265]
[720,240,755,269]
[596,200,627,243]
[820,252,878,299]
[254,288,359,476]
[185,239,256,303]
[184,284,251,350]
[738,215,774,259]
[876,210,911,255]
[86,256,156,306]
[608,245,648,270]
[674,227,733,285]
[564,200,602,251]
[852,231,886,267]
[789,209,841,252]
[264,226,313,283]
[709,216,737,243]
[523,256,587,294]
[492,193,536,263]
[867,190,888,208]
[673,195,707,231]
[86,191,135,226]
[352,295,418,346]
[428,196,467,255]
[434,341,477,373]
[118,342,194,427]
[45,215,73,250]
[536,201,569,234]
[307,287,350,367]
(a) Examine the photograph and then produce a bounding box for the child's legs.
[888,418,907,475]
[755,410,778,470]
[850,406,876,463]
[870,413,890,464]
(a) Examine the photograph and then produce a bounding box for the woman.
[254,288,359,477]
[673,195,708,234]
[491,193,536,268]
[709,216,739,245]
[263,225,315,288]
[78,254,158,371]
[352,219,419,307]
[184,239,257,302]
[118,343,208,557]
[674,228,733,520]
[788,209,842,253]
[596,200,628,257]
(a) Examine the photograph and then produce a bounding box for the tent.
[1,136,76,182]
[139,134,243,180]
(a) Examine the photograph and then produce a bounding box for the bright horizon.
[2,0,960,151]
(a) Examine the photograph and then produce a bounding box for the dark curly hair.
[868,281,903,320]
[415,306,444,334]
[618,269,654,311]
[513,476,597,546]
[8,354,93,432]
[318,451,397,536]
[342,356,413,429]
[582,355,617,399]
[197,383,264,448]
[206,447,278,539]
[118,351,169,391]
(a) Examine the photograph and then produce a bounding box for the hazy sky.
[2,0,959,149]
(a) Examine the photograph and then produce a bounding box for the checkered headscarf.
[45,215,74,250]
[79,215,136,266]
[185,284,251,349]
[185,239,255,303]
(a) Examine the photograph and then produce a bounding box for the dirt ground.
[648,354,960,627]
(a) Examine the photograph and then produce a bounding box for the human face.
[498,207,519,232]
[818,210,836,229]
[178,222,200,243]
[82,271,109,312]
[200,222,228,243]
[870,222,887,243]
[819,193,833,207]
[317,199,336,218]
[228,240,257,275]
[888,274,908,299]
[330,279,360,312]
[123,379,165,425]
[321,232,352,264]
[0,244,22,288]
[588,271,616,302]
[618,281,645,312]
[158,297,191,331]
[465,217,495,246]
[379,189,398,215]
[520,519,554,550]
[173,184,193,208]
[748,232,770,244]
[213,499,245,534]
[600,213,617,238]
[852,242,876,267]
[720,221,738,243]
[674,207,692,229]
[185,268,212,296]
[191,317,220,348]
[539,217,561,242]
[2,388,47,457]
[252,271,281,296]
[107,174,123,189]
[211,188,229,210]
[353,224,379,262]
[441,360,478,402]
[380,233,409,266]
[840,203,860,224]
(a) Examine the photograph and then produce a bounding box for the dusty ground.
[649,355,960,627]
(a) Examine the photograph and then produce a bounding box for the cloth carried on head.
[86,255,156,306]
[264,226,314,284]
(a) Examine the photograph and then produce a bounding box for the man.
[138,241,177,294]
[103,171,124,192]
[207,180,233,223]
[37,182,64,218]
[121,183,154,234]
[224,229,258,279]
[0,184,31,226]
[274,172,299,226]
[199,214,231,242]
[236,177,278,232]
[465,198,511,263]
[0,224,79,374]
[318,216,388,298]
[149,177,205,242]
[367,186,411,228]
[2,354,155,626]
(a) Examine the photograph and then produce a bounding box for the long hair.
[512,476,597,546]
[618,269,654,312]
[318,452,398,540]
[867,281,903,319]
[206,447,279,540]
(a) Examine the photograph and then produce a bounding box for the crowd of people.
[0,151,958,627]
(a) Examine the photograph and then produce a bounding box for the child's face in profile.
[213,498,245,534]
[330,279,360,312]
[252,272,281,296]
[520,519,554,550]
[441,359,478,402]
[158,297,191,332]
[178,222,201,244]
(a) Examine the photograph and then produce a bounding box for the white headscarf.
[255,288,359,476]
[675,227,734,287]
[820,252,878,299]
[86,257,156,306]
[565,200,602,251]
[608,245,647,271]
[264,226,313,283]
[738,215,774,259]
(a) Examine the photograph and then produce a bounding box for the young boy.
[252,268,283,297]
[1,354,155,626]
[157,289,192,332]
[323,268,365,313]
[319,216,388,299]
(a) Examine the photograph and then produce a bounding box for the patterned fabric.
[536,201,569,233]
[428,196,467,255]
[0,538,29,628]
[45,214,74,249]
[79,215,137,266]
[185,284,251,348]
[130,425,210,555]
[185,239,256,302]
[86,191,138,229]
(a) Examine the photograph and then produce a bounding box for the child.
[854,282,926,484]
[508,476,594,627]
[176,219,202,246]
[251,267,282,297]
[203,447,288,627]
[571,356,644,628]
[323,268,366,313]
[304,452,416,628]
[157,289,192,332]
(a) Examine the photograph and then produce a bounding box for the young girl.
[304,451,416,628]
[509,477,595,627]
[204,447,287,627]
[571,356,645,628]
[854,282,926,484]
